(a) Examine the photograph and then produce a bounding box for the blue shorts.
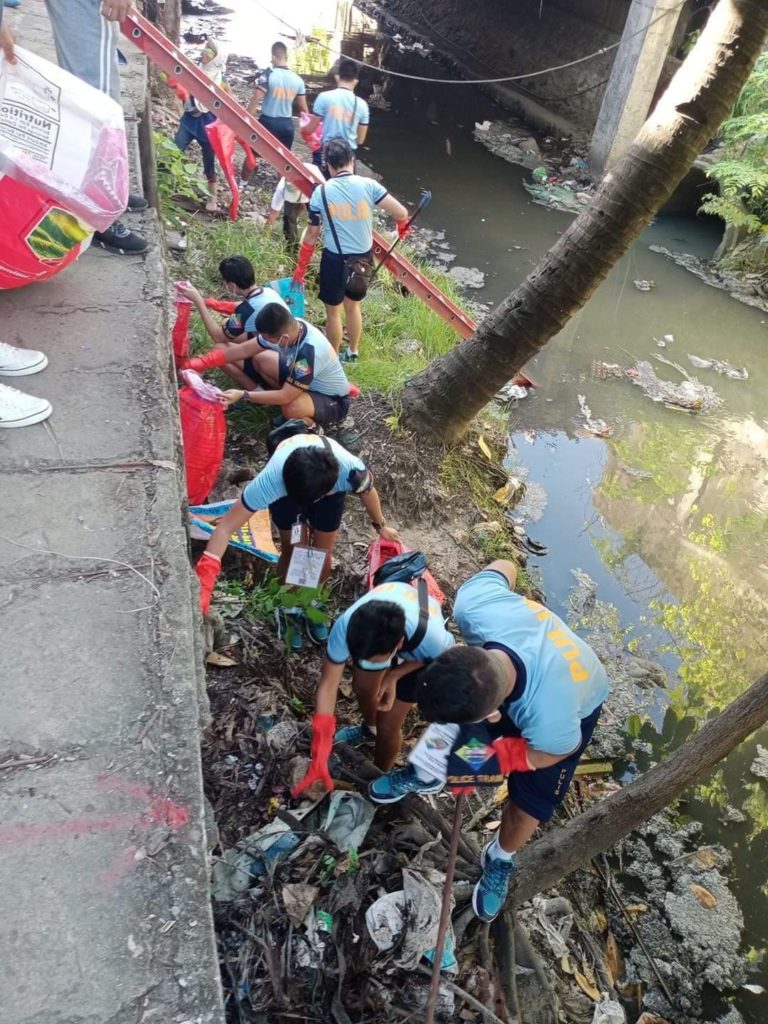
[319,248,372,307]
[506,705,602,822]
[259,113,294,149]
[270,490,347,533]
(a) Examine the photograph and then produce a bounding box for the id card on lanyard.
[286,545,326,588]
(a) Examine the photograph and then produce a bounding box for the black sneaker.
[93,220,148,255]
[125,193,149,213]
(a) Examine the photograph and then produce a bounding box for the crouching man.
[195,431,398,648]
[368,560,609,923]
[292,578,454,796]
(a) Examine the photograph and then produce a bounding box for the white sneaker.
[0,341,48,377]
[0,382,53,428]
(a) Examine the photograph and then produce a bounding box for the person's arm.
[358,487,399,541]
[356,123,369,146]
[268,178,287,222]
[300,223,322,247]
[176,284,233,346]
[379,193,409,225]
[315,659,345,715]
[205,499,253,560]
[101,0,133,19]
[296,94,309,114]
[221,380,306,409]
[246,85,266,116]
[0,15,16,63]
[377,660,425,711]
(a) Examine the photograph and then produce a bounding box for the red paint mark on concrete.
[0,775,189,866]
[0,814,136,846]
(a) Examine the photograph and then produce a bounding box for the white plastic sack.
[0,46,128,231]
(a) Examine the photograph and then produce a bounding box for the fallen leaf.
[625,903,648,916]
[574,970,601,1001]
[689,883,717,909]
[637,1015,671,1024]
[742,983,767,995]
[206,651,238,667]
[484,820,502,831]
[477,434,493,461]
[493,482,514,505]
[605,931,623,986]
[560,953,574,974]
[592,908,608,933]
[282,883,319,928]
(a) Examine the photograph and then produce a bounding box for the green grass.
[174,218,465,396]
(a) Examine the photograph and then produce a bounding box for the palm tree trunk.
[400,0,768,439]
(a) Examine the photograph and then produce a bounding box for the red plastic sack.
[179,386,226,504]
[205,121,240,221]
[172,299,192,363]
[0,176,93,289]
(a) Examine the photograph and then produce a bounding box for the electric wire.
[252,0,689,86]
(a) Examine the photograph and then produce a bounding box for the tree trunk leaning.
[507,671,768,908]
[400,0,768,439]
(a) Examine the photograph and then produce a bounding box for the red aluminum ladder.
[121,12,474,333]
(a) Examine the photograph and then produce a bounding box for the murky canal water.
[186,2,768,1014]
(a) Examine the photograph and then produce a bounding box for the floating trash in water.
[634,280,655,292]
[591,360,623,381]
[688,353,749,379]
[627,359,722,413]
[654,333,675,347]
[495,381,528,402]
[577,393,612,437]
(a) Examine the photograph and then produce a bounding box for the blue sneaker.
[335,722,374,746]
[276,607,304,651]
[368,765,445,804]
[472,841,518,922]
[306,600,329,645]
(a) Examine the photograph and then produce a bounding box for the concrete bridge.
[368,0,708,171]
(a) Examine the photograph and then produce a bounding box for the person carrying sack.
[291,137,410,363]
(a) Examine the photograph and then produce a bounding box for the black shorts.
[394,663,427,704]
[506,705,602,823]
[310,392,351,426]
[269,490,347,533]
[242,348,292,387]
[319,248,372,307]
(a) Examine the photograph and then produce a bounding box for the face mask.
[355,653,396,672]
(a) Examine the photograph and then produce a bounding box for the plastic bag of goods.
[0,46,128,288]
[179,386,227,505]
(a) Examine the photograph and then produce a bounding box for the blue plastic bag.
[269,276,305,318]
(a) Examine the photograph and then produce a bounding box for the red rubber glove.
[180,349,229,372]
[291,713,336,797]
[195,552,221,615]
[292,240,316,288]
[396,219,411,241]
[492,737,532,775]
[166,75,190,104]
[204,298,239,314]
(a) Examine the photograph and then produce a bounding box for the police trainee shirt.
[313,87,370,150]
[308,173,388,255]
[284,319,350,396]
[222,286,288,343]
[258,66,306,119]
[453,570,609,756]
[327,581,454,665]
[241,434,372,512]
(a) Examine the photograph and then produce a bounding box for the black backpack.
[373,551,430,652]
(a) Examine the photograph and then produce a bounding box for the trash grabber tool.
[424,790,466,1024]
[371,189,432,280]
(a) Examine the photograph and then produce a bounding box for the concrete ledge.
[0,5,223,1023]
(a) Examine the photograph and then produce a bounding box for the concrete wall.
[373,0,629,130]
